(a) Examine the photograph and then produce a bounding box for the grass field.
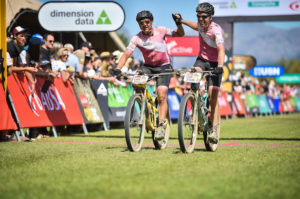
[0,114,300,199]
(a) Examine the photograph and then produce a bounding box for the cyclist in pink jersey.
[114,10,184,140]
[174,2,225,144]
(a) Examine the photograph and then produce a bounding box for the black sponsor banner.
[108,107,126,122]
[90,79,110,129]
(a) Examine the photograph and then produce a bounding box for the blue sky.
[39,0,300,67]
[39,0,300,36]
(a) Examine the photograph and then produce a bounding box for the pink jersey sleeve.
[126,36,139,53]
[214,26,224,46]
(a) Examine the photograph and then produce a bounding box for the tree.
[273,55,300,73]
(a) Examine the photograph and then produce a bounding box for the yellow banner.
[73,78,104,123]
[0,0,7,93]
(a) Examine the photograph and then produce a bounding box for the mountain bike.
[124,72,173,152]
[177,69,221,153]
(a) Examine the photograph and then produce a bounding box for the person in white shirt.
[51,48,74,83]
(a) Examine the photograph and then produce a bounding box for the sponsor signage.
[233,55,256,70]
[38,1,125,31]
[0,82,17,131]
[90,80,110,128]
[166,37,199,57]
[199,0,300,16]
[276,73,300,83]
[249,65,284,77]
[7,74,84,128]
[167,90,180,119]
[73,78,104,124]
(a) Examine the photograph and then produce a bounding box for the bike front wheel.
[124,94,146,152]
[152,104,171,150]
[178,93,198,153]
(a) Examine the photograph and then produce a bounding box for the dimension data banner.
[199,0,300,16]
[38,2,125,31]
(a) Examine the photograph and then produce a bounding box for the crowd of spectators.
[1,25,142,141]
[1,25,300,141]
[6,26,141,90]
[231,70,300,114]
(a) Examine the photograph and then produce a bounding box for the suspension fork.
[138,93,146,126]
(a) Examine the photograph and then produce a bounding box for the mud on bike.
[124,71,174,152]
[177,69,222,153]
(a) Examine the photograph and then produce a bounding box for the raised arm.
[181,19,198,31]
[172,13,198,31]
[172,14,185,37]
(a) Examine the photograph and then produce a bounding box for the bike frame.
[133,84,158,132]
[189,73,212,133]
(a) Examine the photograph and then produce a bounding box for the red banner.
[166,37,199,57]
[219,92,232,117]
[232,92,246,115]
[7,74,84,128]
[0,82,17,130]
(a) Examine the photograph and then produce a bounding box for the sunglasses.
[139,20,151,25]
[48,40,54,43]
[62,54,69,58]
[197,14,210,19]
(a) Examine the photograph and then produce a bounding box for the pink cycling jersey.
[198,21,224,62]
[126,26,176,66]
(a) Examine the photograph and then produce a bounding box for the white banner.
[199,0,300,16]
[38,2,125,31]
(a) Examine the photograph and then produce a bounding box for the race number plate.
[183,72,202,83]
[132,75,149,84]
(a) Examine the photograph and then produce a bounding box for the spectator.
[64,43,81,76]
[25,36,46,93]
[100,51,115,77]
[268,80,276,98]
[90,48,99,61]
[41,33,55,62]
[51,48,74,83]
[7,26,38,91]
[120,57,134,74]
[38,59,56,92]
[112,50,123,65]
[127,58,137,75]
[85,54,97,79]
[50,42,63,61]
[74,42,92,79]
[92,57,102,76]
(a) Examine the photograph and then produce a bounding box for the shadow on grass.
[65,134,180,140]
[172,147,208,154]
[221,137,300,141]
[105,146,160,152]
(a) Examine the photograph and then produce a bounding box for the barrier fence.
[1,74,300,141]
[0,81,17,131]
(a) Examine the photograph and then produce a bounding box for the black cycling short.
[140,64,172,88]
[194,57,222,88]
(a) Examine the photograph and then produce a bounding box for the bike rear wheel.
[124,94,146,152]
[178,93,198,153]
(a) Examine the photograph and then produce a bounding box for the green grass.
[1,114,300,199]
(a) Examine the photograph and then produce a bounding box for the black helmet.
[136,10,153,22]
[196,2,214,16]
